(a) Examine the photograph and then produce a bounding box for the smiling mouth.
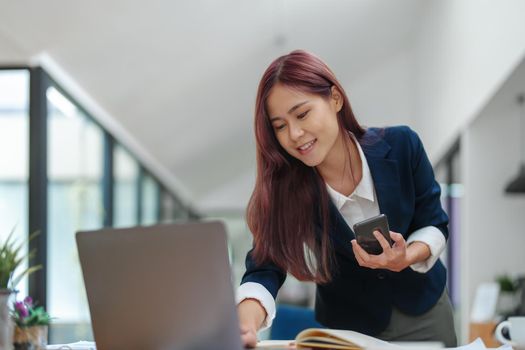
[297,139,317,154]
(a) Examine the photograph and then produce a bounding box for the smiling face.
[266,83,344,168]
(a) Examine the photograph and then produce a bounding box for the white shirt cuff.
[236,282,276,330]
[406,226,446,273]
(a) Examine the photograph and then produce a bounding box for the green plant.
[0,228,41,290]
[12,296,51,328]
[497,274,517,293]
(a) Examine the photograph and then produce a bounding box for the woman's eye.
[298,110,309,119]
[274,124,286,131]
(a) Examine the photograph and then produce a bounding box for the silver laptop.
[76,221,243,350]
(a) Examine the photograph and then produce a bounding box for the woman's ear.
[331,86,344,112]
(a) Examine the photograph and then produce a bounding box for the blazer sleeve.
[240,248,287,299]
[407,128,449,240]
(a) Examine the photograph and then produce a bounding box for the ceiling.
[0,0,425,214]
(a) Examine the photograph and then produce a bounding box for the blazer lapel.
[326,199,355,257]
[360,129,403,232]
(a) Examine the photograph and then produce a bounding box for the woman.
[237,50,456,348]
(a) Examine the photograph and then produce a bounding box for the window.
[47,86,104,322]
[0,69,30,296]
[0,65,196,342]
[141,173,159,225]
[113,144,139,228]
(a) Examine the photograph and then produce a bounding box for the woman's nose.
[289,123,304,141]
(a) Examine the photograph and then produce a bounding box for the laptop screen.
[76,221,243,350]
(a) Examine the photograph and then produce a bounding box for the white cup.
[495,316,525,348]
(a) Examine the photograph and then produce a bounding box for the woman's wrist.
[406,241,431,266]
[238,298,267,331]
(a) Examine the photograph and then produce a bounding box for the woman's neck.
[316,132,362,197]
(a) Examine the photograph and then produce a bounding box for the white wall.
[346,46,416,129]
[408,0,525,343]
[414,0,525,163]
[461,56,525,343]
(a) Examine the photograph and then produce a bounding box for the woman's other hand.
[237,298,267,348]
[351,231,430,272]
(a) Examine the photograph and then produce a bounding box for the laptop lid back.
[76,221,242,350]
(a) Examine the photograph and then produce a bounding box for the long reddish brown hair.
[247,50,365,283]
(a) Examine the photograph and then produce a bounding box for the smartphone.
[352,214,393,255]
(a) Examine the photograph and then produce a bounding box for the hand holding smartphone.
[352,214,393,255]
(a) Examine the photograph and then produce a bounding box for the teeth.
[299,140,315,151]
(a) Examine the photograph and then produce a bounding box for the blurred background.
[0,0,524,345]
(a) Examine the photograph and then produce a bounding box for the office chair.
[269,304,324,340]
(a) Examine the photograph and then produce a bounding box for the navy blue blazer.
[241,126,449,336]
